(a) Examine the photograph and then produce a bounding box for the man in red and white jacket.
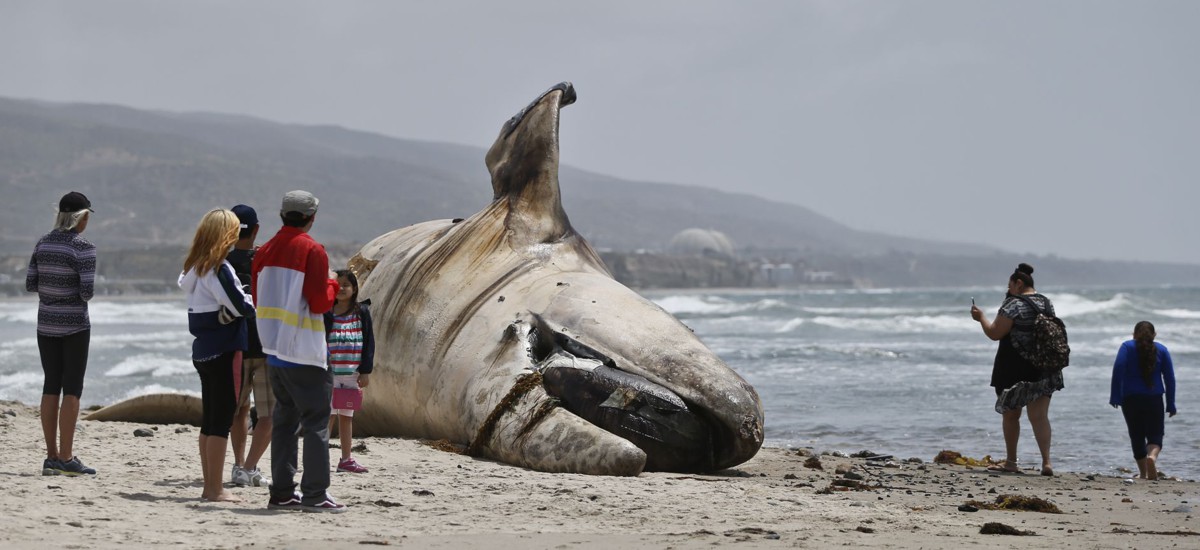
[251,190,346,513]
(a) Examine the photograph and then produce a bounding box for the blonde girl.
[179,208,256,502]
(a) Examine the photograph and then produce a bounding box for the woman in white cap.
[26,191,98,476]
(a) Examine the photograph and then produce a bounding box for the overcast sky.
[2,1,1196,263]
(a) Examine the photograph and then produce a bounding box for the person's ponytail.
[1133,321,1157,386]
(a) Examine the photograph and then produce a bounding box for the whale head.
[480,83,764,472]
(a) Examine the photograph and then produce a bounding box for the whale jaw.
[528,315,762,473]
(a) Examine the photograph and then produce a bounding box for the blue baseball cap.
[231,204,258,229]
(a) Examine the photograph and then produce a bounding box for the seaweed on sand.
[965,494,1062,514]
[934,450,998,468]
[980,522,1036,536]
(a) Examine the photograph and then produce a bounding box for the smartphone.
[971,297,975,306]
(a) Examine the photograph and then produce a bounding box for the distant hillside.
[3,96,1199,288]
[0,96,997,256]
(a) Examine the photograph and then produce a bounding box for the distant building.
[668,228,735,258]
[759,263,797,286]
[803,270,840,283]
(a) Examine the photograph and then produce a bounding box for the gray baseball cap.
[281,190,319,217]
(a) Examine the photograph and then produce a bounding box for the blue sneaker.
[42,458,62,476]
[55,456,96,476]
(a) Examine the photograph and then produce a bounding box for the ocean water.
[2,286,1197,479]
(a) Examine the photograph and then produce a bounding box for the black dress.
[989,293,1065,412]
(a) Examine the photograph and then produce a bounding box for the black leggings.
[38,330,90,397]
[194,352,238,438]
[1121,394,1165,459]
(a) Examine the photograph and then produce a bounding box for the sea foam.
[104,354,195,378]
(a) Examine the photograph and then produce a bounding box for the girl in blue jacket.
[1110,321,1178,481]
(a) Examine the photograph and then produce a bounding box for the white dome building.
[668,228,735,258]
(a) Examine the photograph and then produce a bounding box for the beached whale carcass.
[346,82,763,475]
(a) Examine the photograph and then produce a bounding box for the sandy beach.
[2,400,1196,549]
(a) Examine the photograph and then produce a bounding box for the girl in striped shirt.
[324,269,374,473]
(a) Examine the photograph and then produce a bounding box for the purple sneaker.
[302,493,348,514]
[337,457,368,474]
[267,492,303,511]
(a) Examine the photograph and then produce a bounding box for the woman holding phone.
[970,263,1063,476]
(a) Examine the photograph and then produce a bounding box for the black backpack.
[1013,295,1070,372]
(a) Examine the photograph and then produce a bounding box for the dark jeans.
[38,330,90,397]
[269,364,333,505]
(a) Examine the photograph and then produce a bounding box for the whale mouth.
[500,81,576,139]
[529,320,721,472]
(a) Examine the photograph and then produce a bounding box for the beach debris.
[724,469,755,478]
[934,450,961,463]
[803,456,824,470]
[133,428,154,437]
[423,439,466,454]
[352,442,369,454]
[818,479,873,493]
[359,541,392,546]
[1170,505,1192,513]
[934,450,997,468]
[980,522,1036,536]
[855,526,875,533]
[1112,528,1200,536]
[835,464,851,475]
[958,504,979,512]
[2,408,16,417]
[721,527,779,541]
[853,450,894,462]
[793,448,813,457]
[843,471,865,481]
[1122,498,1133,503]
[783,473,798,480]
[905,457,923,464]
[965,494,1063,514]
[174,427,190,433]
[412,489,434,497]
[373,500,404,508]
[1122,479,1135,485]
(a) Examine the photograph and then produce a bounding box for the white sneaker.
[246,467,270,487]
[231,465,251,486]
